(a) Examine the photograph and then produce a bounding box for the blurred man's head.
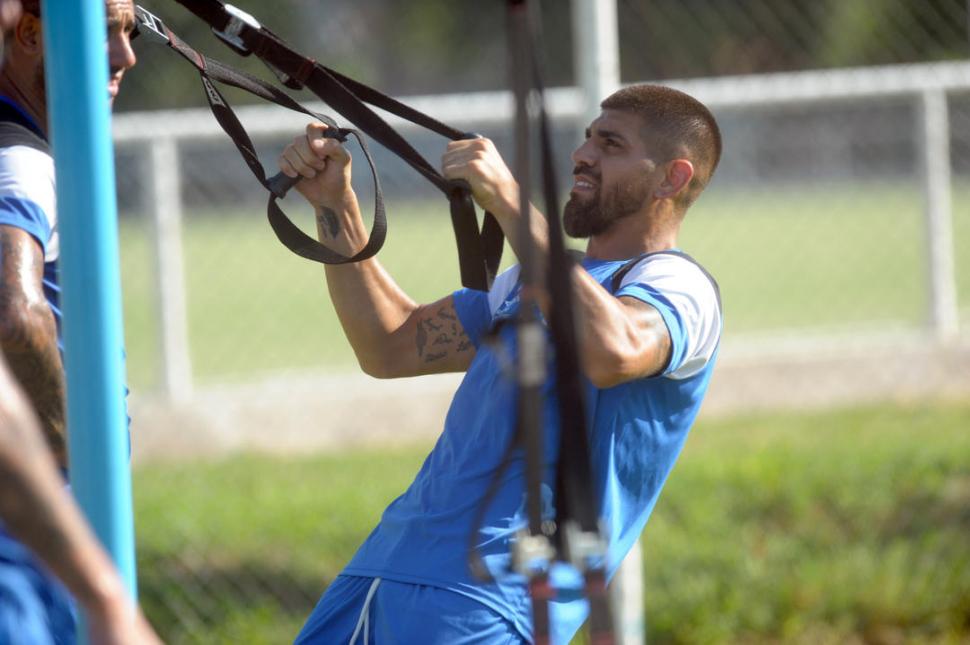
[564,84,722,238]
[1,0,135,122]
[0,0,21,49]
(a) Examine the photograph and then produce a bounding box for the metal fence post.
[572,0,621,131]
[148,137,193,402]
[573,3,641,640]
[918,89,959,342]
[611,540,645,645]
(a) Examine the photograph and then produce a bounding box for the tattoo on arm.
[316,207,341,239]
[414,301,474,364]
[416,317,428,358]
[0,228,67,466]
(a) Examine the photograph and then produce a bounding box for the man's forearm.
[315,200,420,376]
[0,369,122,612]
[0,306,67,466]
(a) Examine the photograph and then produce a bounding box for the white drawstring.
[349,577,382,645]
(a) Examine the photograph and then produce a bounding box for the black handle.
[266,171,300,199]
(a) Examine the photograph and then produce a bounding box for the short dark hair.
[601,84,722,209]
[21,0,38,15]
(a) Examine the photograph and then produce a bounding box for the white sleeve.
[618,254,721,379]
[0,145,58,262]
[487,265,522,316]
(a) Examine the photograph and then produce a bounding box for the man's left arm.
[441,138,672,388]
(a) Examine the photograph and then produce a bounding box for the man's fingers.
[307,122,351,164]
[292,135,328,170]
[280,146,318,179]
[312,135,351,164]
[442,139,493,176]
[277,155,300,179]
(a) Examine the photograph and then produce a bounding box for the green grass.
[118,182,970,390]
[133,399,970,644]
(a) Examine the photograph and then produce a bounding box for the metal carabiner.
[132,5,170,46]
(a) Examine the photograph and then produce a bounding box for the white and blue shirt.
[0,98,60,342]
[343,253,722,643]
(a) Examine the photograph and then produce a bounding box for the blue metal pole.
[40,0,137,604]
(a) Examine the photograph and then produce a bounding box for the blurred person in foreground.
[280,84,722,644]
[0,354,158,644]
[0,0,158,642]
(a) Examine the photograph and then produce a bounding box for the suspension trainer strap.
[533,36,617,645]
[170,0,503,291]
[514,0,615,641]
[133,6,386,264]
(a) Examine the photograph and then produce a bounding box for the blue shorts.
[0,528,76,645]
[294,575,525,644]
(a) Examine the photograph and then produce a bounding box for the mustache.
[572,165,600,181]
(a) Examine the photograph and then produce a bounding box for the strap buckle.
[132,5,170,45]
[511,528,556,578]
[560,520,608,573]
[212,3,261,56]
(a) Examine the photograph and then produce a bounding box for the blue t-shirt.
[343,254,722,643]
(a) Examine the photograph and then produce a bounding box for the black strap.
[512,0,615,641]
[134,6,387,265]
[169,0,503,291]
[465,1,615,642]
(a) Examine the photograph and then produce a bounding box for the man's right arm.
[0,224,66,466]
[0,352,160,644]
[279,123,476,378]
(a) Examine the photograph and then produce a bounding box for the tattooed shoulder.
[415,301,473,364]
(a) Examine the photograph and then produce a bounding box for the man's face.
[105,0,136,104]
[564,109,661,238]
[29,0,135,108]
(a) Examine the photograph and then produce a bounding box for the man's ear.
[654,159,694,200]
[15,13,41,54]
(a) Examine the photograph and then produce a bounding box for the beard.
[563,168,650,238]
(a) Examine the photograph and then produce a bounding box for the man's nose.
[571,138,596,168]
[109,33,136,72]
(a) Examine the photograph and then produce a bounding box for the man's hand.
[86,593,161,645]
[278,122,353,208]
[441,138,519,219]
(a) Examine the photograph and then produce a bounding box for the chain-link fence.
[111,1,970,642]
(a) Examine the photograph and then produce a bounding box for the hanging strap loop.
[133,5,386,265]
[169,0,503,290]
